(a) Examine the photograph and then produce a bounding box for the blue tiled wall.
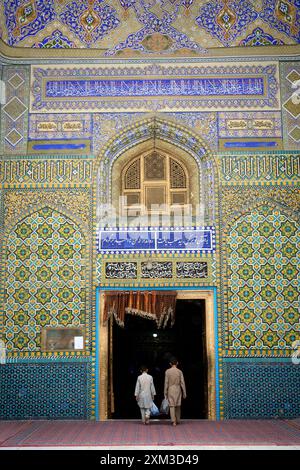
[223,362,300,419]
[0,363,91,419]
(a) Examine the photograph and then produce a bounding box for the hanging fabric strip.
[103,291,177,328]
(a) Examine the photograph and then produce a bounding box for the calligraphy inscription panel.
[141,261,173,278]
[30,62,280,113]
[98,227,216,254]
[176,262,208,278]
[105,262,137,279]
[103,260,209,280]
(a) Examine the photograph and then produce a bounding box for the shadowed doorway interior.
[111,299,208,419]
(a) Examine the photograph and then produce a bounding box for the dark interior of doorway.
[112,299,208,420]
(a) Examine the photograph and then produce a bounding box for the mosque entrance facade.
[98,289,217,421]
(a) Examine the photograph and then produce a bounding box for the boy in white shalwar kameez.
[134,366,156,424]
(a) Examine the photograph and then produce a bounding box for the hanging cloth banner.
[103,291,177,328]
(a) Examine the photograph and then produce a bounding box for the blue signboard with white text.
[97,227,216,254]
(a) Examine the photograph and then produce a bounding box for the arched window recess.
[121,150,190,218]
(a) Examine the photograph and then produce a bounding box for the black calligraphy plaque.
[176,261,208,278]
[105,262,137,279]
[141,261,173,278]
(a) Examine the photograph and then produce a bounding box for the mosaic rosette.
[196,0,258,46]
[59,0,120,46]
[32,29,75,48]
[227,205,300,352]
[4,0,56,46]
[260,0,300,43]
[239,27,284,46]
[4,207,87,351]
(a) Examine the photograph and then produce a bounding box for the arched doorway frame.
[97,286,218,421]
[94,117,220,421]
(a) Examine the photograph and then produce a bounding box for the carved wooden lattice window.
[125,158,140,189]
[122,152,189,214]
[170,159,186,188]
[144,152,166,180]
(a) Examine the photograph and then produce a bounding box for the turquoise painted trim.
[1,54,300,67]
[223,357,294,362]
[96,285,220,421]
[218,150,300,156]
[213,286,220,420]
[0,154,95,160]
[5,357,92,363]
[99,286,213,291]
[95,287,100,421]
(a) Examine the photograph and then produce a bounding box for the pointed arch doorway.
[98,289,217,421]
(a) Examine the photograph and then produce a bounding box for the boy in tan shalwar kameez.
[164,358,186,426]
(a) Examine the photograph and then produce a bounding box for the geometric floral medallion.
[59,0,120,46]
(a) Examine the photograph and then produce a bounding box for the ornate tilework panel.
[164,112,218,151]
[219,152,300,184]
[280,62,300,150]
[3,207,87,351]
[93,112,218,155]
[226,205,299,353]
[59,0,120,47]
[97,118,217,225]
[1,0,299,51]
[93,113,144,155]
[30,63,280,113]
[27,112,92,154]
[260,0,300,44]
[223,362,300,419]
[196,0,259,46]
[221,186,300,227]
[29,113,92,140]
[239,27,284,46]
[0,159,93,185]
[4,0,56,46]
[98,227,216,254]
[218,111,282,138]
[0,362,91,419]
[1,65,29,154]
[32,29,75,48]
[105,0,206,56]
[3,189,92,229]
[99,253,215,287]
